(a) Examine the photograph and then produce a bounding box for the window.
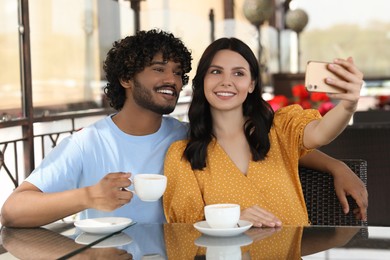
[293,0,390,78]
[30,0,102,113]
[0,0,21,119]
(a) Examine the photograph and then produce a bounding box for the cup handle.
[125,175,137,195]
[121,187,135,193]
[122,175,136,195]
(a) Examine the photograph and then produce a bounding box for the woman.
[163,37,364,227]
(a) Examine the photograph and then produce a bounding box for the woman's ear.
[120,78,132,89]
[248,81,255,93]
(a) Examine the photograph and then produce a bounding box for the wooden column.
[18,0,35,177]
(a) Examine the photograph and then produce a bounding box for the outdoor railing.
[0,108,113,189]
[0,103,189,190]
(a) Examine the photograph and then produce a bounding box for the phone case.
[305,61,345,93]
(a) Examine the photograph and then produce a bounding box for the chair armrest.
[299,159,367,226]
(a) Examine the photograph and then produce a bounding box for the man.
[1,29,367,228]
[1,29,192,227]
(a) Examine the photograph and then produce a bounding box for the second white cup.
[132,174,167,202]
[204,203,240,229]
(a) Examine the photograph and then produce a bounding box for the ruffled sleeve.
[163,140,205,223]
[273,104,321,157]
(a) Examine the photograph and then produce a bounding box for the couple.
[1,29,367,228]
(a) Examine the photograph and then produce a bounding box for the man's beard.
[132,79,178,115]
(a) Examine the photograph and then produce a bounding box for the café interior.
[1,0,390,259]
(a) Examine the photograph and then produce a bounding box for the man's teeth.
[157,89,175,95]
[216,92,234,97]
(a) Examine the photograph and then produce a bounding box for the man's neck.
[112,109,163,136]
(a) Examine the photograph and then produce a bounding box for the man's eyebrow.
[150,60,168,65]
[150,60,183,69]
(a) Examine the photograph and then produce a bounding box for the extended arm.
[0,172,132,227]
[303,57,364,149]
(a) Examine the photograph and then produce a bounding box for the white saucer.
[195,233,253,247]
[193,220,253,237]
[74,217,133,234]
[75,232,133,248]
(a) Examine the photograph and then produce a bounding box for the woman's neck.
[211,108,251,175]
[211,109,246,139]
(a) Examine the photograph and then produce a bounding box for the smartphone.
[305,61,345,93]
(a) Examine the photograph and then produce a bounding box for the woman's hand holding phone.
[305,57,364,112]
[305,60,345,94]
[302,58,364,149]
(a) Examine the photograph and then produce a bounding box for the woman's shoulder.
[274,104,320,120]
[167,139,188,155]
[275,104,303,115]
[165,140,190,170]
[170,139,188,147]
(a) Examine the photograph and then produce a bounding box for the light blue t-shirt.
[26,115,188,223]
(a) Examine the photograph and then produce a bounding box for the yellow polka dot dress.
[163,105,321,226]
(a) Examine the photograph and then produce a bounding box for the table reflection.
[74,232,133,248]
[194,234,253,259]
[1,222,388,260]
[1,225,85,259]
[1,224,132,259]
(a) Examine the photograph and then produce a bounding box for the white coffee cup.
[204,203,240,229]
[132,174,167,202]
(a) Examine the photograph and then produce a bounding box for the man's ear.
[119,78,132,89]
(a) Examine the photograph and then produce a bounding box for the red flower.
[267,95,289,111]
[378,95,390,104]
[266,84,335,113]
[318,101,335,116]
[292,84,310,100]
[310,92,330,102]
[299,100,312,109]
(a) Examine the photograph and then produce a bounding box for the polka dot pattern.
[163,105,321,226]
[242,226,303,259]
[164,224,303,259]
[164,223,204,259]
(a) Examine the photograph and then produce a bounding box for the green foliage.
[300,21,390,77]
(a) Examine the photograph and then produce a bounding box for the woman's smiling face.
[204,49,254,112]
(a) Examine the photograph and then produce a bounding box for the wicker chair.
[299,159,368,226]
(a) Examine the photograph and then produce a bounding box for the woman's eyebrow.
[209,64,223,69]
[209,64,248,71]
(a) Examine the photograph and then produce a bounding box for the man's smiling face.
[130,53,184,115]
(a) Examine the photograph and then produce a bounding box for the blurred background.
[1,0,390,117]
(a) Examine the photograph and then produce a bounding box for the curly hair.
[184,37,274,170]
[103,29,192,111]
